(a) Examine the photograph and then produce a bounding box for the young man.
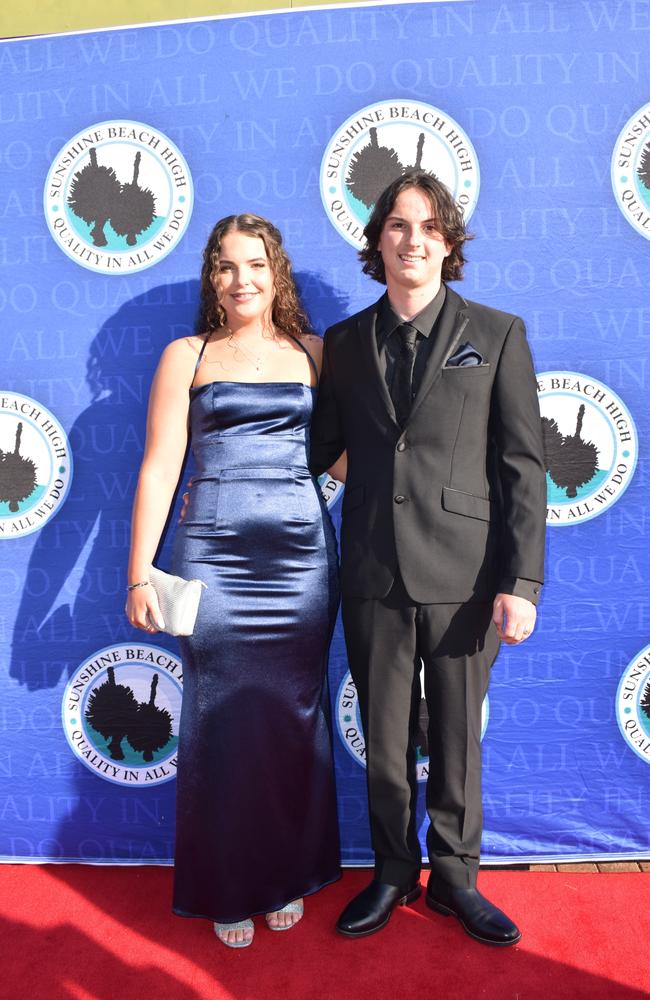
[310,170,546,946]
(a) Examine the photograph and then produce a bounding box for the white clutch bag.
[148,565,207,637]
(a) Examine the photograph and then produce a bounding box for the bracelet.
[127,580,150,591]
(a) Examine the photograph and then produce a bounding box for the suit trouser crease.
[342,579,499,890]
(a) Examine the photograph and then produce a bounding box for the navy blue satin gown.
[171,365,341,923]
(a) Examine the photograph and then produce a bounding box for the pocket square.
[446,341,484,367]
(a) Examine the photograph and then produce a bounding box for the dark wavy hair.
[359,170,472,284]
[197,213,311,340]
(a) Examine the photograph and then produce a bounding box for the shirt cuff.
[497,577,542,606]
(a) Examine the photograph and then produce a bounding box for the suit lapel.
[356,301,400,428]
[408,287,470,425]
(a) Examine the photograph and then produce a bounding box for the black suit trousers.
[342,572,500,890]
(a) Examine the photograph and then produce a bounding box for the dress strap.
[286,334,319,385]
[190,335,210,389]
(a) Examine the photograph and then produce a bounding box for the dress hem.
[172,868,342,925]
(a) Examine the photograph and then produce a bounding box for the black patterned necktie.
[391,322,418,426]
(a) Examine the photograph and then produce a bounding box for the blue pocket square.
[446,341,484,367]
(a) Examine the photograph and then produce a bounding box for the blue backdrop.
[1,0,650,865]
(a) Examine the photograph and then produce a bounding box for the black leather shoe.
[337,879,421,938]
[426,884,521,946]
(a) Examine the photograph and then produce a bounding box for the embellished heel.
[214,918,255,948]
[265,898,304,931]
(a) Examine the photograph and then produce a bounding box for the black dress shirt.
[375,285,447,402]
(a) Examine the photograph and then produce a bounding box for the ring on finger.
[522,628,530,636]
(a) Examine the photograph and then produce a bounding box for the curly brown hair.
[359,170,473,284]
[197,213,312,340]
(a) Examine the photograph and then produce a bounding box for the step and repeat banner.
[1,0,650,864]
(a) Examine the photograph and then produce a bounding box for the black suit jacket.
[309,286,546,604]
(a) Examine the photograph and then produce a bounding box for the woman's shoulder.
[155,335,208,381]
[297,333,323,375]
[301,333,323,359]
[175,332,209,353]
[161,333,207,362]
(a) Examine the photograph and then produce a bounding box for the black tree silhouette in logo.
[346,130,432,211]
[637,141,650,192]
[85,666,138,761]
[640,680,650,723]
[541,416,564,477]
[412,132,425,171]
[543,404,599,499]
[0,422,38,513]
[127,673,173,762]
[68,147,121,248]
[110,152,156,247]
[346,127,405,209]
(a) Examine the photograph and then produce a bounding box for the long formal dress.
[171,353,341,923]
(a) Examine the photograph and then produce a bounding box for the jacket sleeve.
[499,576,543,606]
[309,328,346,476]
[490,317,546,592]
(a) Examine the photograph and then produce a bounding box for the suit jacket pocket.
[442,486,493,521]
[342,483,364,514]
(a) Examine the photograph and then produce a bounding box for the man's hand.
[492,593,536,645]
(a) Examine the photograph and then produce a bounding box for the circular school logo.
[320,100,480,247]
[616,645,650,763]
[318,472,344,509]
[611,102,650,240]
[336,670,489,781]
[44,120,193,274]
[537,372,637,527]
[0,393,72,539]
[62,644,183,786]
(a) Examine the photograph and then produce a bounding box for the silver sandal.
[213,918,254,948]
[265,898,304,931]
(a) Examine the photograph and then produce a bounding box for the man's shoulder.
[324,300,378,339]
[451,287,522,329]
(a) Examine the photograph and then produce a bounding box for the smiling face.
[213,230,275,329]
[377,186,450,299]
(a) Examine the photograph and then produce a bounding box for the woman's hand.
[125,583,166,633]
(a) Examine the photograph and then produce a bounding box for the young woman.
[126,214,342,947]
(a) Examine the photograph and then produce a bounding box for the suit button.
[394,495,406,504]
[396,442,407,452]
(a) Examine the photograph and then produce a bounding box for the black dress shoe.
[426,884,521,946]
[337,879,421,938]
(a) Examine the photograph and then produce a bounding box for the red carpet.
[2,865,648,1000]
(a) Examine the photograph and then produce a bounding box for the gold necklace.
[226,333,262,371]
[226,328,277,372]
